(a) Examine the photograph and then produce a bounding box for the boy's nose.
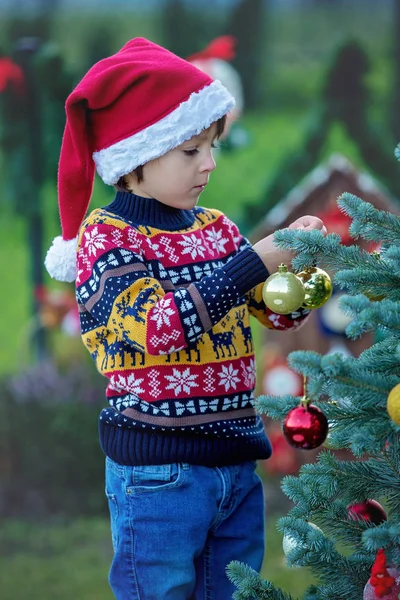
[201,151,216,173]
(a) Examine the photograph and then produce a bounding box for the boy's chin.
[177,193,201,208]
[158,196,198,210]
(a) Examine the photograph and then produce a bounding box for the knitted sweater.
[76,192,310,466]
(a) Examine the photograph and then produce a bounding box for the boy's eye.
[184,149,199,156]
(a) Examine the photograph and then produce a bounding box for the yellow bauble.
[262,264,305,314]
[387,383,400,425]
[296,266,333,310]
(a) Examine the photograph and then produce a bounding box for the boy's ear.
[123,172,137,191]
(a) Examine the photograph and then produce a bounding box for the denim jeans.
[105,457,265,599]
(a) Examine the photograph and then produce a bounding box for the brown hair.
[115,114,227,192]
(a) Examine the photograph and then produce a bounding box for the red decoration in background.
[318,202,353,245]
[262,355,303,397]
[262,423,300,476]
[0,57,25,94]
[348,500,387,525]
[318,203,381,253]
[186,35,237,62]
[363,549,400,599]
[283,404,328,450]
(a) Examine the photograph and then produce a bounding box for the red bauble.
[348,500,387,525]
[283,404,328,450]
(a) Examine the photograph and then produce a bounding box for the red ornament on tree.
[363,548,400,599]
[283,400,328,450]
[348,500,387,525]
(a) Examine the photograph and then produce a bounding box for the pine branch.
[299,453,399,506]
[339,295,400,338]
[334,269,400,301]
[255,394,299,418]
[226,562,296,600]
[273,229,369,274]
[358,338,400,373]
[289,349,398,398]
[276,516,368,599]
[362,523,400,566]
[338,192,400,245]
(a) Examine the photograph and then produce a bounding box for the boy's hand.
[253,215,327,274]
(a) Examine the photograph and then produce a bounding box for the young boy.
[45,38,325,600]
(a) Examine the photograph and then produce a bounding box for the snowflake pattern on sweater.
[76,193,310,466]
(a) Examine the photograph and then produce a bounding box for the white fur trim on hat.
[93,79,235,185]
[191,59,244,114]
[45,236,78,282]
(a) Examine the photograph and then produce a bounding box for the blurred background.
[0,0,399,597]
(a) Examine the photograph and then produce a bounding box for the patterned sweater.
[76,192,309,466]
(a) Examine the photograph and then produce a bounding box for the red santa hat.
[45,37,235,282]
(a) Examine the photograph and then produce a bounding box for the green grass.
[0,516,314,599]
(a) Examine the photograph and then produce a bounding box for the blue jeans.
[105,457,265,599]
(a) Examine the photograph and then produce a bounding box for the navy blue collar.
[104,192,195,231]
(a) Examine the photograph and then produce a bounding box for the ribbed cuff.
[99,419,272,466]
[224,247,269,296]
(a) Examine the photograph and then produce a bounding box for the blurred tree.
[0,47,29,208]
[85,25,116,71]
[5,0,62,49]
[392,0,400,141]
[161,0,220,61]
[1,0,69,185]
[309,0,346,4]
[227,0,266,110]
[323,41,369,123]
[242,40,400,232]
[8,38,48,360]
[0,0,70,361]
[34,42,75,180]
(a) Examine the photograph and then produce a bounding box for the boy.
[45,38,325,599]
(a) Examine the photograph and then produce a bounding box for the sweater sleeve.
[76,221,268,355]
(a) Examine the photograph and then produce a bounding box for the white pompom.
[44,236,78,282]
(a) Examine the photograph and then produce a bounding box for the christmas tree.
[227,165,400,599]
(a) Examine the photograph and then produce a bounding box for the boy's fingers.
[288,216,326,232]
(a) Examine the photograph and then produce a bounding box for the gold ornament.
[296,266,333,310]
[262,264,305,314]
[387,383,400,425]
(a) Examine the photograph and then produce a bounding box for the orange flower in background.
[35,285,80,335]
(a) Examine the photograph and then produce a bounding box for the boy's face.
[124,123,218,210]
